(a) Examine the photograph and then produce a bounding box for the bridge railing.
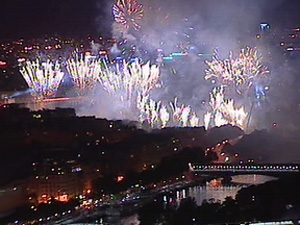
[188,163,300,173]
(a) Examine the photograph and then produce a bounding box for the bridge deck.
[189,163,300,173]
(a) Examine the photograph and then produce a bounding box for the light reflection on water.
[121,174,277,224]
[187,185,242,205]
[160,183,242,207]
[165,174,278,206]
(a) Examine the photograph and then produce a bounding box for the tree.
[169,197,198,225]
[138,200,164,225]
[218,196,239,222]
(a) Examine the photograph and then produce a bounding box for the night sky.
[1,0,300,135]
[0,0,109,39]
[1,0,300,195]
[0,0,300,39]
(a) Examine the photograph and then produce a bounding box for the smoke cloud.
[89,0,300,139]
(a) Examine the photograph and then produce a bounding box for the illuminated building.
[27,159,84,204]
[27,173,83,204]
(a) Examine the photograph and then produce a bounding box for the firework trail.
[112,0,144,31]
[136,94,200,128]
[169,98,200,127]
[205,86,248,129]
[97,58,160,103]
[159,105,170,128]
[190,112,200,127]
[137,94,161,128]
[204,112,211,130]
[137,94,201,128]
[19,59,64,100]
[169,98,191,127]
[66,53,102,95]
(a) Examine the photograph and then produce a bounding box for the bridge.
[188,163,300,173]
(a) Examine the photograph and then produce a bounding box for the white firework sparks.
[98,58,160,102]
[19,59,64,100]
[206,86,248,129]
[66,54,102,95]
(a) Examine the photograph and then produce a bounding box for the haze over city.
[1,0,300,224]
[2,0,300,155]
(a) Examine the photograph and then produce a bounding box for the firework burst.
[205,47,269,95]
[112,0,144,31]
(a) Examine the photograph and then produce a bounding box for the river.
[79,174,278,225]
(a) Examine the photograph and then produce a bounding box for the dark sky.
[0,0,300,39]
[0,0,109,39]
